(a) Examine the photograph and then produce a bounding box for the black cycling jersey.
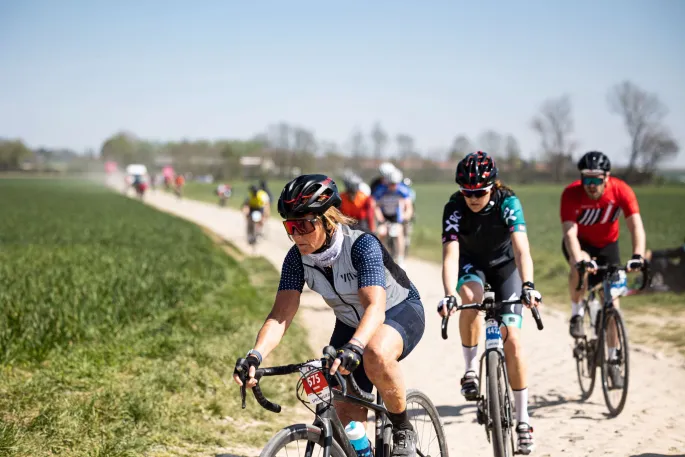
[441,186,527,269]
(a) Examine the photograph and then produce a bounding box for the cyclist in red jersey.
[560,151,646,386]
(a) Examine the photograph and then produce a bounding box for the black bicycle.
[442,284,544,457]
[237,346,448,457]
[441,287,543,457]
[572,261,649,417]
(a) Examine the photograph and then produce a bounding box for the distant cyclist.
[373,169,413,267]
[174,173,185,198]
[561,151,646,387]
[370,162,397,196]
[233,174,425,457]
[401,177,416,257]
[340,179,376,233]
[216,183,232,206]
[259,179,273,205]
[243,185,270,218]
[437,151,541,455]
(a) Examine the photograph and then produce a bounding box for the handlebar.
[574,261,650,292]
[237,345,375,414]
[441,296,544,340]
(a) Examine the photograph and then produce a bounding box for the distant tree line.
[1,80,679,183]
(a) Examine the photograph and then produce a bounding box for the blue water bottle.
[345,421,373,457]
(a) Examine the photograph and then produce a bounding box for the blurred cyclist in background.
[402,177,417,258]
[340,178,376,233]
[370,162,397,195]
[374,169,413,267]
[174,173,185,198]
[216,183,232,206]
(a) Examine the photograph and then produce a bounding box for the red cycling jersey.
[560,177,640,248]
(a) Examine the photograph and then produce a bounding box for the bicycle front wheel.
[600,307,630,417]
[575,301,598,400]
[405,389,449,457]
[260,424,347,457]
[487,351,512,457]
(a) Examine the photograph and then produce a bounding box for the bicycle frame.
[476,314,514,442]
[311,390,390,457]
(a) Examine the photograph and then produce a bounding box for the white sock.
[571,301,584,317]
[462,345,478,373]
[608,347,617,360]
[514,388,530,424]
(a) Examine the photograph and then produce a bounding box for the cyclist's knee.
[459,282,483,304]
[503,328,524,356]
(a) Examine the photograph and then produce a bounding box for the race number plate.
[389,223,401,237]
[485,319,503,350]
[299,360,331,405]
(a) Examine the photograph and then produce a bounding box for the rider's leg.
[365,298,425,455]
[564,242,592,337]
[395,227,405,265]
[376,223,388,245]
[500,325,528,423]
[457,277,484,400]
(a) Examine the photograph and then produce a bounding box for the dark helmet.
[578,151,611,173]
[278,174,342,219]
[344,179,359,194]
[455,151,498,189]
[248,184,258,195]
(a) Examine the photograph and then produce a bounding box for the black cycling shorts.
[456,258,524,328]
[329,297,425,394]
[561,239,620,287]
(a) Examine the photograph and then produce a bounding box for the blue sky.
[1,0,684,165]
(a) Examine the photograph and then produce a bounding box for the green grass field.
[180,179,685,310]
[0,179,309,456]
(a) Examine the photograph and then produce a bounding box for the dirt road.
[136,187,685,457]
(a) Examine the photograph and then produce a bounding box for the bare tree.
[504,134,522,170]
[608,81,668,176]
[638,127,680,173]
[396,134,415,160]
[348,128,367,158]
[449,135,472,160]
[531,94,577,182]
[370,122,388,159]
[478,130,503,156]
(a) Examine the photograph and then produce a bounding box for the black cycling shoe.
[608,359,624,389]
[391,429,417,457]
[569,315,585,338]
[460,371,479,401]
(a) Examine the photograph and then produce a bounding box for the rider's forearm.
[626,214,646,257]
[442,244,460,296]
[512,232,534,284]
[562,223,583,263]
[252,319,286,360]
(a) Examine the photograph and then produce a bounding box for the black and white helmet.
[277,174,342,219]
[578,151,611,173]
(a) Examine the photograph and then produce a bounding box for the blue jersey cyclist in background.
[437,151,542,455]
[373,168,414,267]
[233,174,425,457]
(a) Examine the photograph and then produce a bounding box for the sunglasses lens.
[582,176,604,185]
[463,190,487,198]
[283,219,316,235]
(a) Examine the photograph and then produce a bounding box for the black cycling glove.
[336,342,364,372]
[233,355,261,384]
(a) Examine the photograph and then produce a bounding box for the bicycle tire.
[260,423,348,457]
[487,351,510,457]
[600,308,630,417]
[575,301,598,400]
[405,389,449,457]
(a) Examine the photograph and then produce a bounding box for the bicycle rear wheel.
[600,308,629,417]
[575,301,598,400]
[260,424,346,457]
[487,351,513,457]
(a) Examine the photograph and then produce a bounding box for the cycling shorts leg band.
[457,274,483,293]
